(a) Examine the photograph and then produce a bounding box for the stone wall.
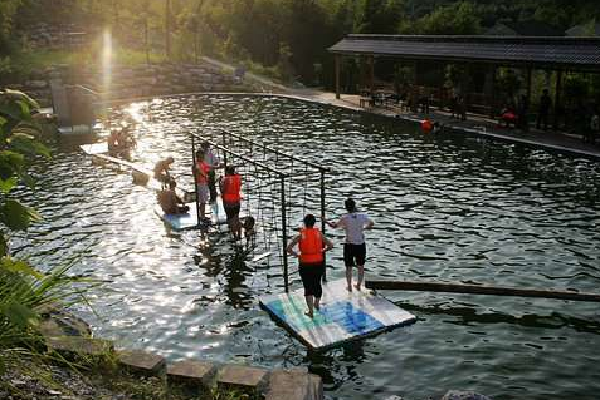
[1,61,252,111]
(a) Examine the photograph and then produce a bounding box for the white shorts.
[196,185,209,203]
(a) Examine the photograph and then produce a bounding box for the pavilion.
[328,35,600,125]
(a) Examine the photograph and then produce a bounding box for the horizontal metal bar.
[191,132,286,177]
[223,130,330,172]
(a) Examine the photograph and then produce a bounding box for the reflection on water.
[11,95,600,400]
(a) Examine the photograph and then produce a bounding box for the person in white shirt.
[202,141,220,203]
[327,198,374,292]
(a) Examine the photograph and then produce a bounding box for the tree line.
[1,0,599,85]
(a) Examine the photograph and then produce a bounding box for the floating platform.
[259,279,416,350]
[80,143,151,183]
[155,198,234,231]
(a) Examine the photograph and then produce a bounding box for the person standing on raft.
[328,198,374,292]
[220,166,242,239]
[154,157,175,189]
[201,141,221,203]
[286,214,333,318]
[194,151,210,220]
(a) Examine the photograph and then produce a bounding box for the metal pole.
[191,134,200,225]
[320,168,327,283]
[222,130,227,169]
[281,175,289,293]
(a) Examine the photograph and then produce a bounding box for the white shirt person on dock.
[327,198,374,292]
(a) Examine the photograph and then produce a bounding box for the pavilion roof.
[328,35,600,70]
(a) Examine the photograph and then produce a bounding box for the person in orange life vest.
[286,214,333,318]
[219,166,242,239]
[194,150,211,219]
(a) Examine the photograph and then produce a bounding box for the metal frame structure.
[190,130,330,293]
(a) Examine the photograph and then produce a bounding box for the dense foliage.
[1,0,600,85]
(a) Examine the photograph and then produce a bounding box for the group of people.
[286,198,374,319]
[107,125,137,159]
[154,142,245,238]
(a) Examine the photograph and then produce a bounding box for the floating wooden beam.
[365,280,600,303]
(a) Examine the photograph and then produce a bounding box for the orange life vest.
[298,227,324,264]
[195,161,210,184]
[421,119,432,134]
[222,174,241,203]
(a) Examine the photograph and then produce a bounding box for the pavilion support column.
[368,55,375,95]
[554,70,563,131]
[484,64,497,118]
[335,54,341,99]
[526,67,533,104]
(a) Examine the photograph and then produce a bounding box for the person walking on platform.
[220,166,242,239]
[328,198,374,292]
[286,214,333,318]
[202,141,220,203]
[194,151,210,220]
[154,157,174,189]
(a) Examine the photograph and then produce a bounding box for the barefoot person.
[194,151,210,220]
[287,214,333,318]
[219,166,242,239]
[201,141,220,203]
[157,181,190,214]
[327,198,374,292]
[154,157,175,189]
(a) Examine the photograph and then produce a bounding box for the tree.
[413,1,482,35]
[0,90,50,257]
[165,0,172,57]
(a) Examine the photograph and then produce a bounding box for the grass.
[2,46,169,79]
[2,353,261,400]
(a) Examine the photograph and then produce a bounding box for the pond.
[12,95,600,400]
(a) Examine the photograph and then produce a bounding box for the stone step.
[45,336,113,357]
[264,369,323,400]
[116,350,166,375]
[217,364,268,393]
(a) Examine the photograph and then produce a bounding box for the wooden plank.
[365,280,600,303]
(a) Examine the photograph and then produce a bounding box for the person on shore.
[202,141,220,203]
[286,214,333,318]
[220,165,242,239]
[518,94,529,133]
[587,108,599,145]
[195,150,210,221]
[327,198,374,292]
[537,89,552,131]
[154,157,174,188]
[157,180,190,214]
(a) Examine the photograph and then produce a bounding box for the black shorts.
[343,243,366,267]
[224,202,240,220]
[299,262,324,298]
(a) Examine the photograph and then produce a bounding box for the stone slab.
[259,278,416,349]
[167,360,216,385]
[46,336,113,356]
[217,365,268,390]
[264,370,323,400]
[117,350,166,374]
